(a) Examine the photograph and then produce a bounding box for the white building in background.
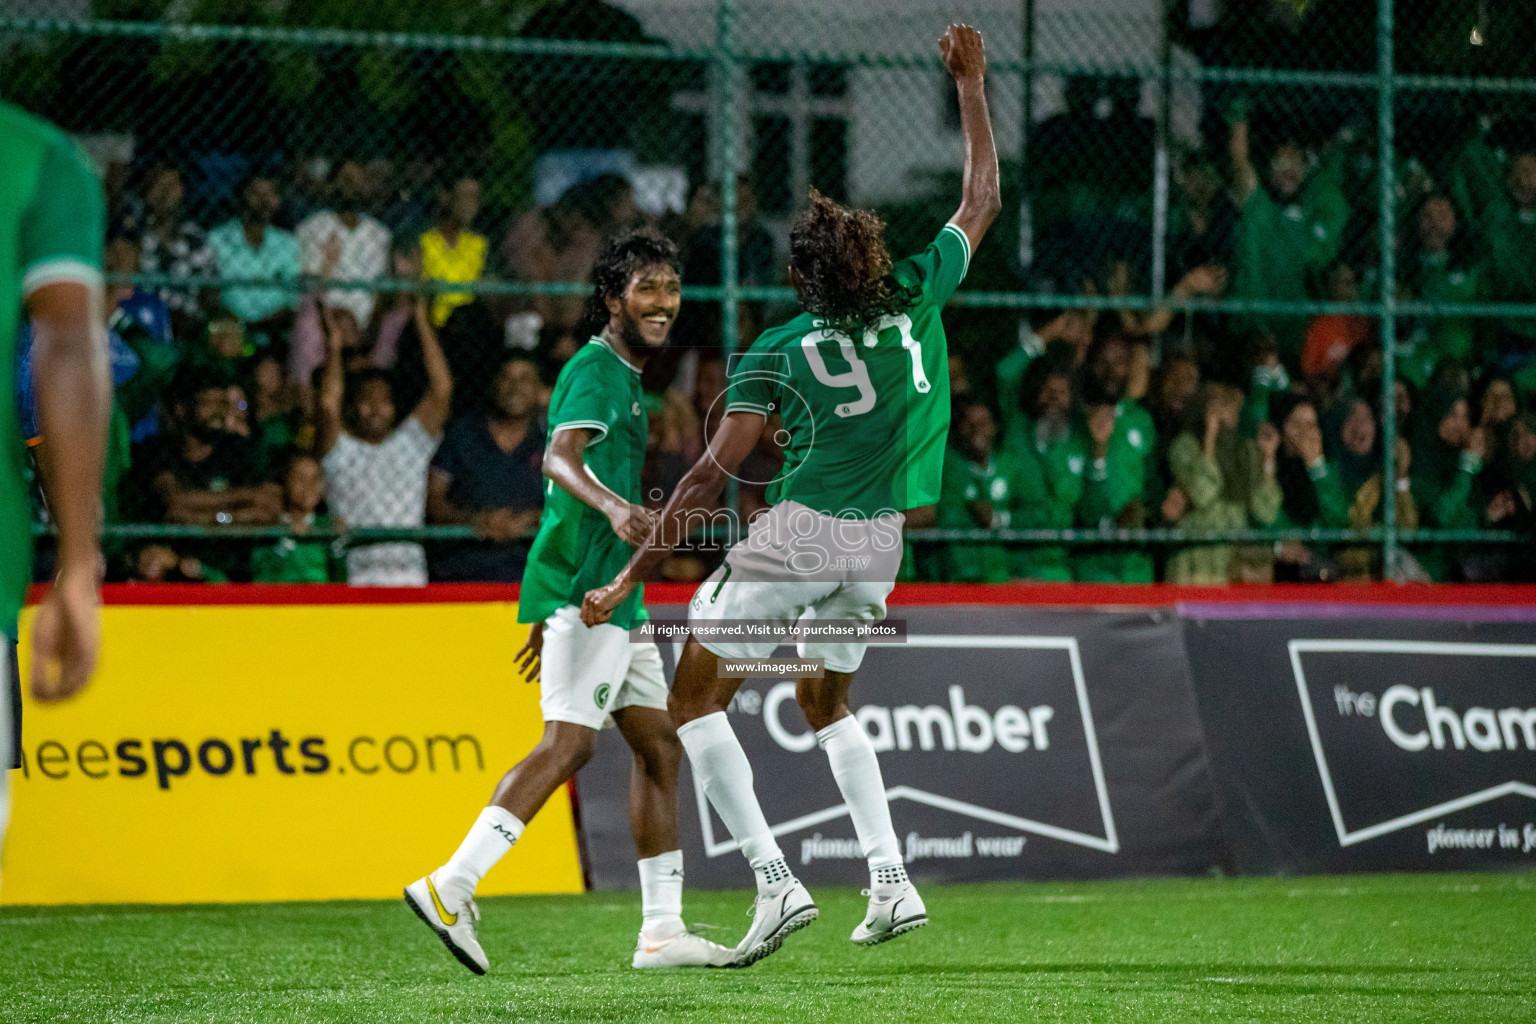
[616,0,1197,212]
[15,0,1200,217]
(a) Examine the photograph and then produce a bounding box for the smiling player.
[405,231,733,973]
[583,24,999,966]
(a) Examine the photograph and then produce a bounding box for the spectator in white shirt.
[297,161,391,330]
[317,295,452,586]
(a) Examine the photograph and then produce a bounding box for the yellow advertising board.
[2,600,584,905]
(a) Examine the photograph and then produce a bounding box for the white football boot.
[404,874,489,975]
[851,881,927,945]
[732,878,818,967]
[632,928,736,968]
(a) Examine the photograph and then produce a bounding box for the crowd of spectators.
[30,156,772,585]
[27,103,1536,586]
[970,105,1536,583]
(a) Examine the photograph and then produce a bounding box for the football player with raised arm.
[583,25,1000,966]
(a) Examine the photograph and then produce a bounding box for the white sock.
[677,712,789,894]
[637,850,686,938]
[434,805,524,909]
[816,715,904,884]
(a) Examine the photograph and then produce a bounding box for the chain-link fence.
[4,1,1534,585]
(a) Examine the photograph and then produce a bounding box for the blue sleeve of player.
[15,324,38,444]
[20,326,135,444]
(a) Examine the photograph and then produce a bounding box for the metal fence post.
[1018,0,1036,276]
[1151,0,1172,308]
[715,0,741,518]
[1378,0,1399,578]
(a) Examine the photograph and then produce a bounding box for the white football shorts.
[689,500,904,674]
[538,605,668,730]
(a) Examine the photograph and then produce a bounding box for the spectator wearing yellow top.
[420,177,486,326]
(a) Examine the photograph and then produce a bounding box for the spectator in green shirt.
[1269,392,1352,581]
[1228,117,1349,367]
[1165,378,1282,584]
[1074,334,1157,583]
[1336,340,1420,456]
[1003,351,1086,581]
[995,307,1094,443]
[251,452,341,583]
[1409,388,1492,581]
[936,403,1013,584]
[1327,398,1383,507]
[1481,150,1536,389]
[1325,396,1389,580]
[1239,331,1294,437]
[1084,330,1158,478]
[1400,195,1483,389]
[1447,121,1505,228]
[1144,352,1203,525]
[182,307,249,382]
[247,351,305,472]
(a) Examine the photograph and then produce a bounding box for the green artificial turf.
[1,873,1531,1022]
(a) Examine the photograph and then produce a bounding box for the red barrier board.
[26,582,1536,608]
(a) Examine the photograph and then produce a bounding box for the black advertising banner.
[1183,615,1536,874]
[577,605,1224,890]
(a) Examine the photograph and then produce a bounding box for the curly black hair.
[579,229,680,338]
[789,190,917,337]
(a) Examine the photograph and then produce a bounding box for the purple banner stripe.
[1177,602,1536,622]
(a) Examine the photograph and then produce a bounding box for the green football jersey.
[936,447,1012,584]
[724,223,970,517]
[519,338,649,629]
[0,103,105,639]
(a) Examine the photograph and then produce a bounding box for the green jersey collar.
[588,336,643,374]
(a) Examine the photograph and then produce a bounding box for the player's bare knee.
[666,691,697,726]
[667,690,721,726]
[634,732,681,784]
[796,680,848,732]
[538,726,596,775]
[567,733,598,773]
[801,701,849,733]
[652,730,683,776]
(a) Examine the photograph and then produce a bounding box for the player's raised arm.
[409,295,454,437]
[581,409,764,625]
[543,426,656,546]
[941,23,1001,255]
[314,306,346,457]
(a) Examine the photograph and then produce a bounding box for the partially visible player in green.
[404,232,733,974]
[584,23,999,966]
[1,102,112,887]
